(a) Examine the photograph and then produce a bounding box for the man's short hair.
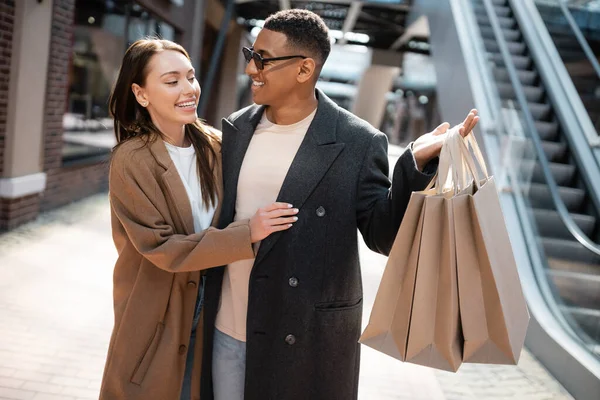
[263,9,331,66]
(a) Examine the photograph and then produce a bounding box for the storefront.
[0,0,231,230]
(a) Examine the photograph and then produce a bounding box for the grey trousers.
[212,329,247,400]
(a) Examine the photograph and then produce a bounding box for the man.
[201,9,479,400]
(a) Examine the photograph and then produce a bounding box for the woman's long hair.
[109,39,219,208]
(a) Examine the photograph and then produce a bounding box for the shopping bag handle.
[464,132,489,179]
[424,130,462,194]
[450,130,488,190]
[423,127,489,194]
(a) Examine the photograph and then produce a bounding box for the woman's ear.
[132,83,149,107]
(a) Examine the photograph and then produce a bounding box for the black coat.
[201,90,435,400]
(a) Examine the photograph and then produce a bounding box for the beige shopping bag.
[451,133,530,364]
[358,191,426,361]
[360,140,463,371]
[404,192,462,372]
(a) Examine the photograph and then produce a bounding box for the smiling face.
[246,29,315,106]
[131,50,200,130]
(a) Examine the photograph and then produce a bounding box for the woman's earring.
[140,101,148,107]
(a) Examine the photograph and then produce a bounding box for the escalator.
[469,0,600,358]
[535,1,600,134]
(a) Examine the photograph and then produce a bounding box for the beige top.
[215,109,317,341]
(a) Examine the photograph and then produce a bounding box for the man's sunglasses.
[242,47,307,70]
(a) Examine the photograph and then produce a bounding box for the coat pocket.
[130,322,165,385]
[314,298,363,312]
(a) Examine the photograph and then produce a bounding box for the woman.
[99,39,299,400]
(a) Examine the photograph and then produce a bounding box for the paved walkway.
[0,191,575,400]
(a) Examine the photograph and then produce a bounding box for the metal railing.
[482,0,600,256]
[476,0,600,359]
[555,0,600,80]
[527,0,600,148]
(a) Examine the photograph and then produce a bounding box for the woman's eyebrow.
[160,71,180,77]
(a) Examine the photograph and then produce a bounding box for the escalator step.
[558,49,587,63]
[529,162,575,186]
[551,35,581,49]
[527,102,552,120]
[503,101,553,120]
[547,270,600,310]
[473,4,511,18]
[541,140,567,162]
[484,39,526,55]
[548,258,600,276]
[490,53,531,69]
[479,26,521,42]
[535,121,559,140]
[476,14,516,30]
[471,0,508,6]
[534,208,596,240]
[494,67,537,85]
[543,238,600,265]
[560,306,600,341]
[528,183,584,212]
[572,77,599,95]
[497,82,544,103]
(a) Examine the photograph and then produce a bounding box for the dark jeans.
[180,275,206,400]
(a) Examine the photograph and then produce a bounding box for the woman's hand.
[249,202,299,243]
[412,109,480,171]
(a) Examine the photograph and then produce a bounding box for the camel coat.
[99,134,255,400]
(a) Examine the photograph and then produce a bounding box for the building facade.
[0,0,241,231]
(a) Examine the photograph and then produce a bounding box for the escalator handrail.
[481,0,600,257]
[557,0,600,81]
[520,0,600,151]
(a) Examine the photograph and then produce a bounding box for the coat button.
[179,345,187,355]
[316,206,326,217]
[187,281,197,288]
[285,334,296,345]
[288,277,299,288]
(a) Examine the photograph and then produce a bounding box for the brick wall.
[42,161,109,211]
[0,0,15,178]
[0,194,40,231]
[40,0,109,212]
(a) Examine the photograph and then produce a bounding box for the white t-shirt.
[215,108,317,342]
[164,141,217,233]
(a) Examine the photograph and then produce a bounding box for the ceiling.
[232,0,423,51]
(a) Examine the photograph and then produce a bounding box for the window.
[63,0,176,165]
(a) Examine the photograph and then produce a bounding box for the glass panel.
[534,0,600,133]
[469,0,600,362]
[64,0,177,163]
[64,0,128,162]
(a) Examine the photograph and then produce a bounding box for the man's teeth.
[177,102,195,107]
[253,81,265,86]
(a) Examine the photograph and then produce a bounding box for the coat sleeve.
[109,152,255,272]
[356,132,437,256]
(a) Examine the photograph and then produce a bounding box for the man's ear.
[297,58,317,84]
[132,83,149,107]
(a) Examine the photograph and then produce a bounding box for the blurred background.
[0,0,599,399]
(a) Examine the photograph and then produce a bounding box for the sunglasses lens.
[253,54,263,70]
[242,48,252,62]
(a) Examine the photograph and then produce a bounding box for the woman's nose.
[183,79,196,94]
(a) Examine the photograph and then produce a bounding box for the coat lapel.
[220,105,265,227]
[254,91,345,266]
[148,138,195,236]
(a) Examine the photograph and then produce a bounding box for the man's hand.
[412,109,480,171]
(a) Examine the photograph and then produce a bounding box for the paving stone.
[0,387,35,400]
